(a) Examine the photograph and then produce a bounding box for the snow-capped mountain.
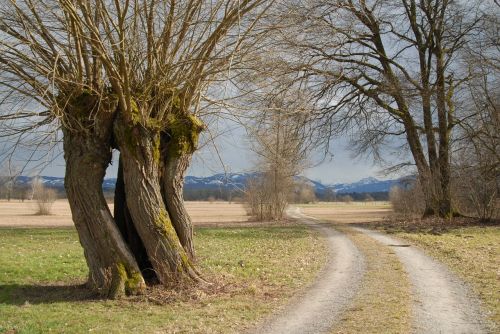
[10,175,118,191]
[7,173,405,195]
[330,177,402,194]
[184,172,253,191]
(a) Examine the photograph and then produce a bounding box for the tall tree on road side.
[279,0,488,217]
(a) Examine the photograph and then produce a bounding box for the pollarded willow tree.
[0,0,270,298]
[275,0,489,217]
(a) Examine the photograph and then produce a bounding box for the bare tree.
[246,91,311,220]
[452,8,500,220]
[0,161,20,201]
[0,0,270,297]
[34,182,57,215]
[272,0,489,218]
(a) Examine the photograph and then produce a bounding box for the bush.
[292,181,316,204]
[35,186,57,215]
[338,195,353,203]
[452,166,499,220]
[389,182,425,217]
[245,173,293,221]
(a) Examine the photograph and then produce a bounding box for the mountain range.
[11,173,405,194]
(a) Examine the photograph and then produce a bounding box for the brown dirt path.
[252,207,492,334]
[247,208,366,334]
[354,227,493,334]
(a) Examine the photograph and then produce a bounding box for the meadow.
[0,200,326,333]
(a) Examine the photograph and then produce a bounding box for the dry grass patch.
[299,202,392,224]
[0,225,327,333]
[329,224,411,334]
[0,200,251,228]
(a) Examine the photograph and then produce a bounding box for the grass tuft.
[330,224,411,334]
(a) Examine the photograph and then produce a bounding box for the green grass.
[394,226,499,326]
[0,226,327,334]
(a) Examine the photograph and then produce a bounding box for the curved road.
[248,208,365,334]
[249,208,493,334]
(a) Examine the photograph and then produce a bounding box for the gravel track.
[249,209,492,334]
[247,209,365,334]
[354,227,492,334]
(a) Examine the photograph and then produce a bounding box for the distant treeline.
[183,188,245,201]
[327,192,389,202]
[1,182,389,202]
[182,189,390,202]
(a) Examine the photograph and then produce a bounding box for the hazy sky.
[188,129,382,184]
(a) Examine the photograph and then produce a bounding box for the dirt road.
[250,208,492,334]
[248,208,365,334]
[355,227,491,334]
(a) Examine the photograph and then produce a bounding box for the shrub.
[35,185,57,215]
[339,195,353,203]
[389,182,425,217]
[452,166,499,220]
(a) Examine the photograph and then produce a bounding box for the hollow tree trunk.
[62,95,145,298]
[113,115,202,285]
[114,158,157,282]
[159,114,203,260]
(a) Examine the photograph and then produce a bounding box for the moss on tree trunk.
[62,92,146,298]
[113,114,203,285]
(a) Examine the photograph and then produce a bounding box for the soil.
[0,200,250,227]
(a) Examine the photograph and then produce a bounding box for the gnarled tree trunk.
[113,114,202,285]
[160,114,204,260]
[114,158,157,282]
[62,93,146,298]
[161,152,195,259]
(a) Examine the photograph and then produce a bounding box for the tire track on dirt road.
[354,227,493,334]
[247,208,365,334]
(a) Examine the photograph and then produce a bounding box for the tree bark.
[159,114,203,259]
[113,115,202,285]
[434,37,453,217]
[160,150,196,259]
[397,111,438,216]
[62,94,146,298]
[114,158,157,282]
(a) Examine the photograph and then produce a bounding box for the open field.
[0,200,326,333]
[3,200,497,332]
[299,202,392,224]
[0,225,327,333]
[0,200,250,228]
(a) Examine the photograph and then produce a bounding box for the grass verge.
[0,225,326,334]
[329,224,411,334]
